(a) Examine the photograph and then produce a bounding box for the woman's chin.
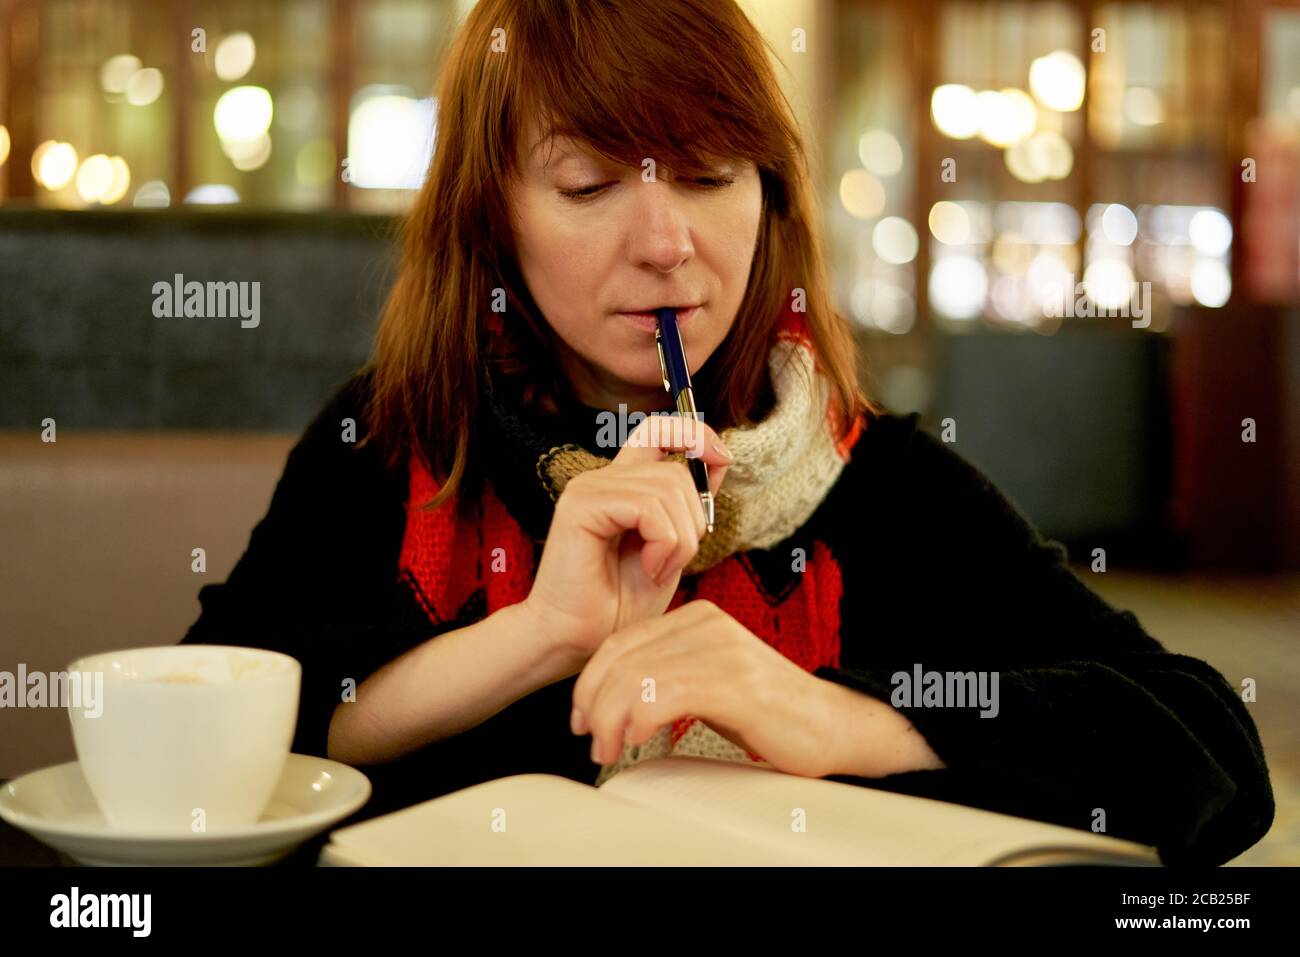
[615,368,674,397]
[581,362,674,407]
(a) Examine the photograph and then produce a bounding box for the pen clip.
[654,328,671,394]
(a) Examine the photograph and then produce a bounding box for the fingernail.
[712,439,733,462]
[590,739,602,764]
[570,707,586,734]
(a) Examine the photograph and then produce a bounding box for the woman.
[183,0,1272,866]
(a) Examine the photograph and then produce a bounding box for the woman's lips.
[615,305,700,331]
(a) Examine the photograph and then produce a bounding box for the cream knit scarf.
[532,327,861,577]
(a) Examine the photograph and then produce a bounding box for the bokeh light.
[100,54,141,95]
[977,89,1037,147]
[1101,204,1139,246]
[1028,131,1073,178]
[1189,209,1233,257]
[33,141,78,190]
[1190,259,1231,307]
[839,168,886,220]
[214,33,256,83]
[75,154,115,203]
[125,67,164,106]
[1125,87,1165,126]
[1029,51,1085,112]
[347,88,436,189]
[931,84,980,139]
[184,184,240,204]
[133,180,171,208]
[1027,249,1075,310]
[873,217,919,265]
[1083,258,1136,310]
[929,256,988,319]
[928,201,971,246]
[214,86,274,142]
[223,132,273,171]
[858,129,903,177]
[103,157,131,204]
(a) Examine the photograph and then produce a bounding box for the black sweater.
[181,373,1274,865]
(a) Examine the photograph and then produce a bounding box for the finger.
[573,602,700,721]
[706,456,729,499]
[667,459,708,542]
[584,648,685,764]
[613,412,733,470]
[635,460,710,542]
[581,466,699,582]
[677,416,725,465]
[675,418,731,500]
[586,672,635,765]
[635,491,680,582]
[590,638,715,763]
[675,480,707,552]
[659,468,704,582]
[627,465,699,581]
[573,615,662,722]
[562,478,681,577]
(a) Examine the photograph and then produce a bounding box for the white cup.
[66,645,300,833]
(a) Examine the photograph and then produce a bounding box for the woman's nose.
[625,179,694,272]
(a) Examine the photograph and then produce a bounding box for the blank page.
[598,757,1159,866]
[324,770,817,866]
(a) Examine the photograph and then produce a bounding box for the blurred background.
[0,0,1296,864]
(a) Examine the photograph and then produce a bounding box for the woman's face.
[507,118,763,413]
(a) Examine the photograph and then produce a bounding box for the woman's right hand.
[521,414,732,662]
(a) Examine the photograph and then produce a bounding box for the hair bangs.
[506,0,784,180]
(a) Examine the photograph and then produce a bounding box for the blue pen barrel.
[687,455,709,491]
[656,306,715,532]
[655,308,692,389]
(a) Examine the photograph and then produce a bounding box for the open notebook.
[318,756,1161,866]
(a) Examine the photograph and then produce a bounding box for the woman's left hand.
[570,599,847,779]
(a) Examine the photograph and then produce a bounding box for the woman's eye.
[693,175,736,189]
[558,182,612,201]
[558,173,736,202]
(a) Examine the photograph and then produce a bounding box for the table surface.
[0,813,61,866]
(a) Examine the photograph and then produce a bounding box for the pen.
[654,306,715,534]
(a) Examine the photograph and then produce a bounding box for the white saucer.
[0,754,371,866]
